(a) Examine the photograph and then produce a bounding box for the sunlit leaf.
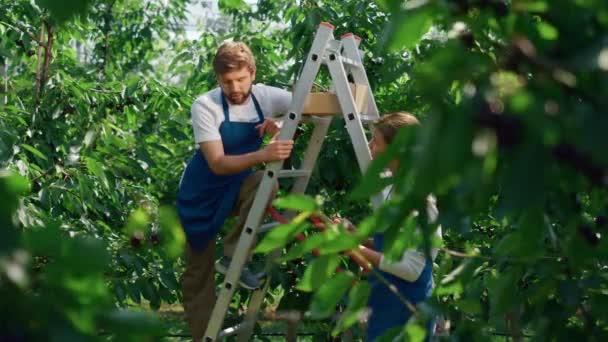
[296,255,341,292]
[309,272,354,319]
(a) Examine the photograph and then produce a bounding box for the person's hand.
[255,118,280,137]
[260,139,294,162]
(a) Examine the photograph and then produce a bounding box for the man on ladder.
[176,41,295,342]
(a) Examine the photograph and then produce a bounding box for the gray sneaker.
[215,256,265,290]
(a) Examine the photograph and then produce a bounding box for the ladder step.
[360,113,378,122]
[258,221,280,234]
[338,56,362,69]
[278,169,312,178]
[217,322,252,339]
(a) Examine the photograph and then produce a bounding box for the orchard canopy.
[1,0,607,341]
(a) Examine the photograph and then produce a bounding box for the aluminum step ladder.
[203,22,383,342]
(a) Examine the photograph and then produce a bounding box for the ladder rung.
[360,114,377,122]
[338,56,362,69]
[278,169,312,178]
[217,322,252,339]
[258,221,280,234]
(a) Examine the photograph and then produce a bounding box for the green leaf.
[254,212,311,254]
[125,208,150,235]
[36,0,93,24]
[515,0,548,12]
[333,281,371,335]
[510,91,534,112]
[85,157,109,189]
[405,323,427,342]
[273,194,320,212]
[127,282,141,304]
[455,298,482,315]
[435,281,463,296]
[114,282,127,303]
[296,255,342,292]
[537,21,559,40]
[383,213,418,263]
[218,0,249,11]
[486,269,521,318]
[21,143,47,161]
[279,233,328,262]
[160,269,180,291]
[387,7,434,52]
[3,172,30,196]
[318,230,361,255]
[309,272,354,319]
[158,206,185,260]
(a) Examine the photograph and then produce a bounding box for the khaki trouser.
[180,171,278,341]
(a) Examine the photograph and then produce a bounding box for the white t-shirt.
[378,185,443,282]
[191,83,292,144]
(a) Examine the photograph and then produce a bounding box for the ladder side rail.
[326,48,383,209]
[235,249,282,342]
[235,26,339,340]
[340,35,380,121]
[289,116,333,196]
[203,175,276,341]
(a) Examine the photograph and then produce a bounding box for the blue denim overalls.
[176,92,264,251]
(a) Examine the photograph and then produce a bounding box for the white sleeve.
[378,195,443,282]
[262,85,292,117]
[191,97,221,143]
[379,250,427,282]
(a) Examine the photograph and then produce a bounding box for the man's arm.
[263,85,318,117]
[200,139,294,175]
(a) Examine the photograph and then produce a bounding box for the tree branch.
[101,1,117,75]
[40,21,54,92]
[0,20,45,47]
[34,21,45,102]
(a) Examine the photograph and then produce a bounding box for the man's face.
[217,67,255,105]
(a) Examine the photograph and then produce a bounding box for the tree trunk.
[40,22,54,91]
[1,59,7,105]
[285,321,297,342]
[34,22,45,101]
[505,311,523,342]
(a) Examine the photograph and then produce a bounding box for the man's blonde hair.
[213,41,256,75]
[374,112,420,144]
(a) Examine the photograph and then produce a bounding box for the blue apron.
[176,92,264,251]
[367,234,434,341]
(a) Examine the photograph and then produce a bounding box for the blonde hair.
[213,41,256,75]
[374,112,420,144]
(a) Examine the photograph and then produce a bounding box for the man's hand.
[260,139,294,162]
[256,118,280,137]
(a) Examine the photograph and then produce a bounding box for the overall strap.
[220,93,230,122]
[251,93,265,122]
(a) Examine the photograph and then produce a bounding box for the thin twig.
[0,20,44,46]
[30,165,55,184]
[442,247,561,262]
